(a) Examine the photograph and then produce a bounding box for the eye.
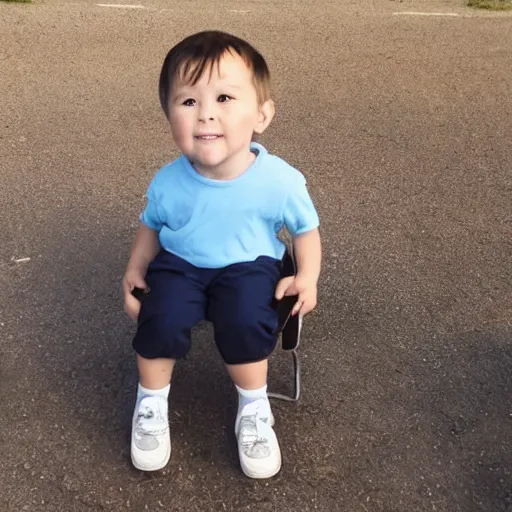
[218,94,232,103]
[182,98,196,106]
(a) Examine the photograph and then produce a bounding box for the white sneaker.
[235,399,281,479]
[131,395,171,471]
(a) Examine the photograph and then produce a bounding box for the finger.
[297,301,311,316]
[129,277,149,291]
[135,278,149,291]
[292,292,306,316]
[124,276,149,297]
[124,293,140,310]
[292,293,316,316]
[292,300,303,316]
[124,297,141,321]
[122,281,135,302]
[274,276,294,299]
[298,297,317,317]
[284,283,299,297]
[122,278,132,294]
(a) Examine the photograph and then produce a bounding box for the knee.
[149,314,194,338]
[215,313,278,365]
[220,312,277,337]
[134,313,194,360]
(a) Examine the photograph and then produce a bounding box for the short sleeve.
[139,179,165,231]
[283,175,320,236]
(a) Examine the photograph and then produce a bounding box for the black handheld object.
[276,250,300,351]
[131,287,150,302]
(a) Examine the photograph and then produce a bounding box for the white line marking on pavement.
[97,4,145,9]
[13,257,31,263]
[393,12,462,17]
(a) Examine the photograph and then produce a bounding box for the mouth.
[195,134,223,140]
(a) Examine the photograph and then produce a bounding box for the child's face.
[167,51,273,178]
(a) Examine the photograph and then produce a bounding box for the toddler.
[123,30,321,479]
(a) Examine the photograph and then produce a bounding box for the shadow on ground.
[2,210,509,511]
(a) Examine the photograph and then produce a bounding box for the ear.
[254,99,275,135]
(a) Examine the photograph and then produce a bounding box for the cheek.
[226,106,258,128]
[169,114,192,143]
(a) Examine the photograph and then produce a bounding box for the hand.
[275,275,317,317]
[122,268,149,321]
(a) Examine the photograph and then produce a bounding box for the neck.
[192,149,256,181]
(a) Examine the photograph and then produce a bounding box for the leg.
[137,355,176,390]
[226,359,274,435]
[133,253,207,362]
[225,359,268,390]
[131,251,207,472]
[208,256,281,479]
[208,256,280,365]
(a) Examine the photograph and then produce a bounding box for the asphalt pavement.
[1,0,511,510]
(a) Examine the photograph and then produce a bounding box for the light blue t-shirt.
[140,142,319,268]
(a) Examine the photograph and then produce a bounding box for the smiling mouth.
[195,135,223,140]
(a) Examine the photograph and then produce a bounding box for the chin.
[195,152,227,166]
[189,156,221,170]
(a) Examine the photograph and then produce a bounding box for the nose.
[198,100,215,122]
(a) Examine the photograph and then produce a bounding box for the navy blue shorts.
[132,251,282,365]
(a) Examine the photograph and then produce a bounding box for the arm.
[123,223,161,320]
[275,171,321,316]
[126,223,161,274]
[294,227,321,284]
[275,227,322,316]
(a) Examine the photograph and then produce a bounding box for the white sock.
[137,383,170,401]
[236,384,270,416]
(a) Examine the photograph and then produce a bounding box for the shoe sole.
[131,442,171,472]
[240,450,282,479]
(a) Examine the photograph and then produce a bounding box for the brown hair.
[159,31,271,118]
